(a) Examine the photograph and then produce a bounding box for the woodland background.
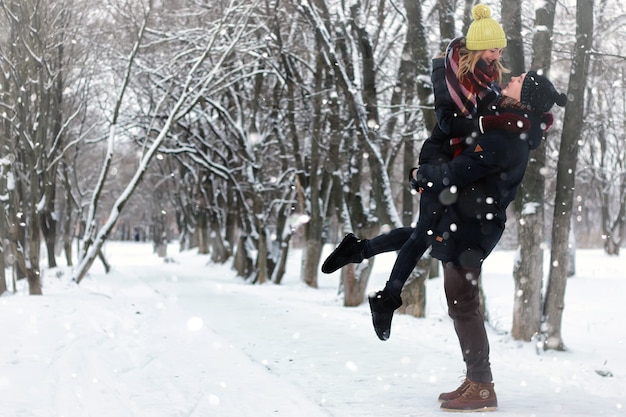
[0,0,624,349]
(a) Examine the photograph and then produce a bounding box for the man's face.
[503,73,527,101]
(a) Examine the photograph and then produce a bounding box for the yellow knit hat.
[465,4,507,51]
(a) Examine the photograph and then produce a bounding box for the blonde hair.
[457,45,509,84]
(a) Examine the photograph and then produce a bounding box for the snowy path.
[128,253,455,417]
[1,242,624,417]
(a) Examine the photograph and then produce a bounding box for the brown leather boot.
[440,380,497,412]
[438,378,470,402]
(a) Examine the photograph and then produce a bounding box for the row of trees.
[1,0,624,350]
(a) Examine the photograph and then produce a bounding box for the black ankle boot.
[321,233,366,274]
[368,289,402,341]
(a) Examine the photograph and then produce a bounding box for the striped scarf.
[445,37,501,157]
[445,37,500,118]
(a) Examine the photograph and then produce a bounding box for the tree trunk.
[397,255,431,317]
[343,261,374,307]
[210,215,230,264]
[302,235,323,289]
[0,152,8,295]
[403,0,437,309]
[501,0,524,77]
[436,0,455,51]
[234,234,254,279]
[26,209,43,295]
[98,249,111,274]
[0,243,6,295]
[272,232,293,285]
[41,211,58,268]
[196,207,209,255]
[511,0,557,341]
[301,47,326,289]
[460,0,474,36]
[249,187,269,285]
[512,243,543,340]
[225,187,238,254]
[255,228,269,285]
[544,0,593,351]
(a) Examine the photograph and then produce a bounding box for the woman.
[322,5,528,339]
[414,71,567,412]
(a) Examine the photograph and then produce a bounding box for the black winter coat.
[415,105,544,268]
[418,57,500,166]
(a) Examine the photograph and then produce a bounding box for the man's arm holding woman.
[413,112,543,194]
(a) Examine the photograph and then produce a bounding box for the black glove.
[541,112,554,131]
[479,114,530,134]
[409,167,422,193]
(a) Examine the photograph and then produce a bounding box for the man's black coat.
[415,106,544,268]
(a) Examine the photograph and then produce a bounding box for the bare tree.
[397,0,438,312]
[298,0,404,300]
[510,0,558,341]
[0,0,78,293]
[77,0,153,276]
[590,68,626,255]
[75,1,260,283]
[0,156,8,294]
[579,2,626,256]
[543,0,594,351]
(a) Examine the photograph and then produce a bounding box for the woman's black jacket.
[419,57,500,166]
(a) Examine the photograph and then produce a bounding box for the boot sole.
[440,405,497,413]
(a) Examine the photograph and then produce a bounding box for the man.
[413,71,567,412]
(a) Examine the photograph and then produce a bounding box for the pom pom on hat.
[472,4,492,20]
[520,71,568,112]
[465,4,507,51]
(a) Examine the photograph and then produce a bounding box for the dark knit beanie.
[520,71,567,112]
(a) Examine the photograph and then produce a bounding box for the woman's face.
[503,73,527,101]
[480,48,503,66]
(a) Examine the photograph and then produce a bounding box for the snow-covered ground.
[1,241,624,417]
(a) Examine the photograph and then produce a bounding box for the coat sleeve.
[416,108,544,193]
[526,113,544,150]
[431,57,478,138]
[415,135,508,194]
